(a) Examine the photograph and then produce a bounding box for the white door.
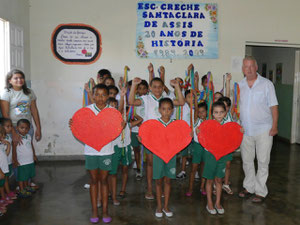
[291,50,300,144]
[9,23,24,71]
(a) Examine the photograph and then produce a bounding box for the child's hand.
[148,63,154,73]
[84,82,90,92]
[118,77,124,89]
[240,127,245,133]
[120,87,127,97]
[226,73,232,81]
[34,155,38,163]
[97,74,104,84]
[137,135,142,142]
[188,63,194,71]
[132,77,142,86]
[2,140,10,146]
[196,127,200,135]
[13,159,20,168]
[0,170,4,180]
[170,79,179,87]
[191,89,197,96]
[121,120,126,129]
[69,119,73,129]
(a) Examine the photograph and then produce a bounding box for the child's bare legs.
[224,161,231,185]
[181,156,187,172]
[97,181,101,206]
[0,187,5,199]
[163,177,171,212]
[200,162,205,191]
[155,178,163,212]
[19,181,25,192]
[146,154,154,198]
[120,166,128,194]
[188,163,198,193]
[99,170,110,218]
[109,174,119,205]
[133,147,141,172]
[88,170,100,218]
[206,179,214,210]
[215,177,223,209]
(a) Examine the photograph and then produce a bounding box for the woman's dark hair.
[5,69,31,95]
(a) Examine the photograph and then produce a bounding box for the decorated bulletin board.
[136,2,218,59]
[51,24,102,65]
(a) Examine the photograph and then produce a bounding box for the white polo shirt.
[239,74,278,136]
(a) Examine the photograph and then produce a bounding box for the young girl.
[129,76,185,200]
[198,101,227,215]
[13,119,37,198]
[0,168,7,216]
[0,118,16,199]
[0,126,13,208]
[139,98,177,218]
[186,102,208,196]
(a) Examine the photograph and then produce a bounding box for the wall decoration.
[136,2,218,59]
[51,23,102,65]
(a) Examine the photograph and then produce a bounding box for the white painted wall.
[0,0,30,79]
[27,0,300,156]
[249,46,297,85]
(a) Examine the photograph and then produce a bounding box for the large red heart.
[71,107,123,151]
[198,120,243,160]
[139,120,192,163]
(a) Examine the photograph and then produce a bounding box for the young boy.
[218,96,234,194]
[141,98,176,217]
[129,76,185,200]
[130,80,148,179]
[107,85,119,99]
[12,119,37,198]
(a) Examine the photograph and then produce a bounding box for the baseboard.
[37,155,85,161]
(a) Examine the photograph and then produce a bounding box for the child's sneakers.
[7,192,17,200]
[18,189,32,198]
[176,171,186,179]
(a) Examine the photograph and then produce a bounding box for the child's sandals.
[118,191,126,199]
[222,184,233,195]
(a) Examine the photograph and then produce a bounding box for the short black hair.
[184,89,191,98]
[198,101,208,111]
[107,97,118,107]
[98,69,111,78]
[17,119,31,127]
[107,85,119,94]
[138,80,149,89]
[159,98,174,109]
[211,101,226,114]
[218,96,231,107]
[93,84,109,95]
[128,80,132,86]
[150,77,164,86]
[201,75,207,84]
[104,77,115,84]
[0,118,12,126]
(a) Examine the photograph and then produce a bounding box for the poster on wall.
[136,2,218,59]
[51,24,102,65]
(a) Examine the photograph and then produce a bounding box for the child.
[70,84,120,224]
[0,168,7,216]
[186,102,208,196]
[0,126,13,207]
[129,76,185,200]
[214,92,224,102]
[12,119,37,198]
[218,96,234,194]
[176,89,198,179]
[108,88,143,204]
[104,77,115,87]
[107,85,119,99]
[131,80,148,179]
[198,101,227,215]
[97,69,112,84]
[140,98,176,217]
[0,118,16,199]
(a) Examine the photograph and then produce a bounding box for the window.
[0,18,10,91]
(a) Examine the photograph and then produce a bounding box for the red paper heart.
[198,120,243,160]
[71,107,123,151]
[139,120,192,163]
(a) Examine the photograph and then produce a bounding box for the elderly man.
[238,56,279,203]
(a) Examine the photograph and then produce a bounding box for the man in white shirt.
[238,56,279,202]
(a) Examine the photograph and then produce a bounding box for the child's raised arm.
[128,78,143,106]
[172,79,185,106]
[192,89,199,121]
[12,142,19,168]
[118,87,127,114]
[148,63,154,84]
[225,73,232,97]
[32,140,38,163]
[195,71,200,93]
[159,66,170,95]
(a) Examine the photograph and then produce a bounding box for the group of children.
[0,117,38,216]
[73,64,240,223]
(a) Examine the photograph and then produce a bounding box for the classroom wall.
[0,0,30,79]
[28,0,300,156]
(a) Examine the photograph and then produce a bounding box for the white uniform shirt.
[84,104,115,156]
[223,112,234,124]
[193,118,203,143]
[5,135,12,165]
[0,88,37,126]
[239,74,278,136]
[139,93,163,122]
[182,103,194,126]
[114,123,131,148]
[0,143,9,173]
[16,134,34,166]
[131,101,145,133]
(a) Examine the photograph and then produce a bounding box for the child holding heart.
[129,76,185,200]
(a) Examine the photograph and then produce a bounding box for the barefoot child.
[129,77,185,200]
